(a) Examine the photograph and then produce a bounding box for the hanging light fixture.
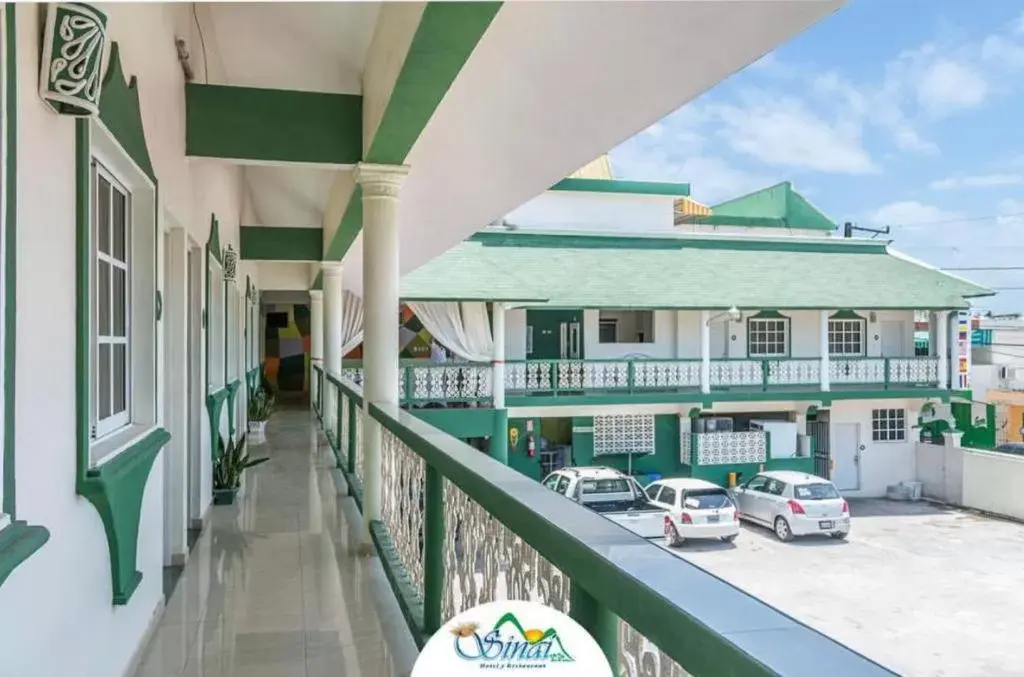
[223,245,238,282]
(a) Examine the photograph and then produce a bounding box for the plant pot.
[248,420,267,436]
[213,487,238,506]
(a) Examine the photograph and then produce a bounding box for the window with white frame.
[872,408,906,442]
[92,165,131,436]
[208,261,224,390]
[829,318,865,355]
[747,317,788,357]
[597,310,654,343]
[87,121,158,461]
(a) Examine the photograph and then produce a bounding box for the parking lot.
[666,499,1024,676]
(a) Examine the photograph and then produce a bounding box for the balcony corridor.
[132,408,418,677]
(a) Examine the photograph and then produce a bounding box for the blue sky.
[610,1,1024,312]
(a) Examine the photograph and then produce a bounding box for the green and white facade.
[0,2,916,677]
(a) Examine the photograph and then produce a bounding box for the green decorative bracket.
[205,388,229,460]
[155,290,162,321]
[78,428,170,604]
[39,3,109,117]
[225,380,242,439]
[245,366,261,402]
[0,523,51,589]
[687,407,702,419]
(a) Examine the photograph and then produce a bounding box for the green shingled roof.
[678,182,836,231]
[399,230,992,309]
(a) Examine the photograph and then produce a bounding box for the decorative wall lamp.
[39,3,109,116]
[223,245,238,282]
[705,306,742,325]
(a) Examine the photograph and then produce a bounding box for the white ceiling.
[243,166,337,227]
[206,2,380,94]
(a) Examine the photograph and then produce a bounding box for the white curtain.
[341,290,363,356]
[407,301,493,362]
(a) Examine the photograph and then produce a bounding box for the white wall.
[961,449,1024,520]
[504,191,675,233]
[506,308,527,360]
[583,309,677,359]
[0,5,250,677]
[674,224,837,238]
[829,398,923,498]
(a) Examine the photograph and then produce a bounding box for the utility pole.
[843,221,891,239]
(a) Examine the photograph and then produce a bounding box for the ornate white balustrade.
[829,358,886,384]
[709,360,763,387]
[888,357,939,384]
[408,364,492,402]
[632,360,701,389]
[766,358,820,386]
[695,431,768,465]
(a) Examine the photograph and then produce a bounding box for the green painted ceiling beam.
[550,178,691,197]
[185,84,362,165]
[241,226,323,261]
[322,2,502,265]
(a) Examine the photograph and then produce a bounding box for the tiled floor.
[134,407,419,677]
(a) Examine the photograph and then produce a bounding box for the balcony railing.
[333,356,941,405]
[311,367,895,676]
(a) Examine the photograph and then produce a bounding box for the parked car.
[995,442,1024,455]
[732,470,850,542]
[644,477,740,546]
[541,467,666,539]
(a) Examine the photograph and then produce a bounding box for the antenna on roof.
[843,221,890,239]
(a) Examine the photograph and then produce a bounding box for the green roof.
[400,230,991,309]
[550,177,691,197]
[680,182,836,231]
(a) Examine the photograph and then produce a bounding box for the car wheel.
[720,534,738,543]
[773,517,794,542]
[664,521,682,548]
[830,531,848,540]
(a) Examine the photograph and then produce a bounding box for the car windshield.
[794,483,841,500]
[684,489,732,510]
[580,479,632,495]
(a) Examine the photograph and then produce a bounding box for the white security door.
[832,423,860,491]
[881,321,904,357]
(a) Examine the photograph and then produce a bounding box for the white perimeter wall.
[829,398,924,498]
[0,5,250,677]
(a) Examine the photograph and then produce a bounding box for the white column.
[310,290,323,365]
[820,310,831,392]
[356,163,409,546]
[492,302,506,409]
[936,311,949,389]
[699,311,710,394]
[323,263,343,437]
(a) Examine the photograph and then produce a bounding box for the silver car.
[732,470,850,542]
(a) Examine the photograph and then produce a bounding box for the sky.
[609,0,1024,314]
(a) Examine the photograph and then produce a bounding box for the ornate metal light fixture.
[39,3,109,116]
[223,245,238,282]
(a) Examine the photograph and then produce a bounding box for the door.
[881,321,904,357]
[735,474,769,521]
[832,423,860,491]
[526,309,583,360]
[709,321,728,359]
[808,419,831,479]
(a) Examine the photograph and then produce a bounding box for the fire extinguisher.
[527,434,536,458]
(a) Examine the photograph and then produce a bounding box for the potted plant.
[248,387,274,440]
[213,434,269,505]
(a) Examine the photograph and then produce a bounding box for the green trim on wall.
[206,388,229,460]
[324,2,502,262]
[185,83,362,165]
[830,309,865,320]
[748,310,786,319]
[0,522,49,588]
[73,44,169,605]
[206,214,222,264]
[225,380,241,439]
[412,408,496,439]
[240,226,322,261]
[80,428,169,604]
[550,177,691,197]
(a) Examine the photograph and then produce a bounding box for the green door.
[527,309,584,359]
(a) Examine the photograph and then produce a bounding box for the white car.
[644,478,740,546]
[732,470,850,542]
[541,467,667,539]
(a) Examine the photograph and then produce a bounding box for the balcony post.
[310,289,323,414]
[422,463,444,635]
[700,310,710,394]
[323,263,344,439]
[356,163,409,547]
[569,584,619,670]
[935,311,949,388]
[819,310,831,392]
[491,302,508,464]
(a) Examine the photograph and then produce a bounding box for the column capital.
[354,163,410,199]
[321,261,344,277]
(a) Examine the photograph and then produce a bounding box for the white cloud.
[930,173,1024,190]
[997,198,1024,227]
[643,123,664,138]
[868,201,962,227]
[916,60,988,114]
[712,91,877,174]
[1015,12,1024,36]
[981,35,1024,70]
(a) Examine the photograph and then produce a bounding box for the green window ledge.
[206,387,229,459]
[79,427,170,605]
[0,522,50,589]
